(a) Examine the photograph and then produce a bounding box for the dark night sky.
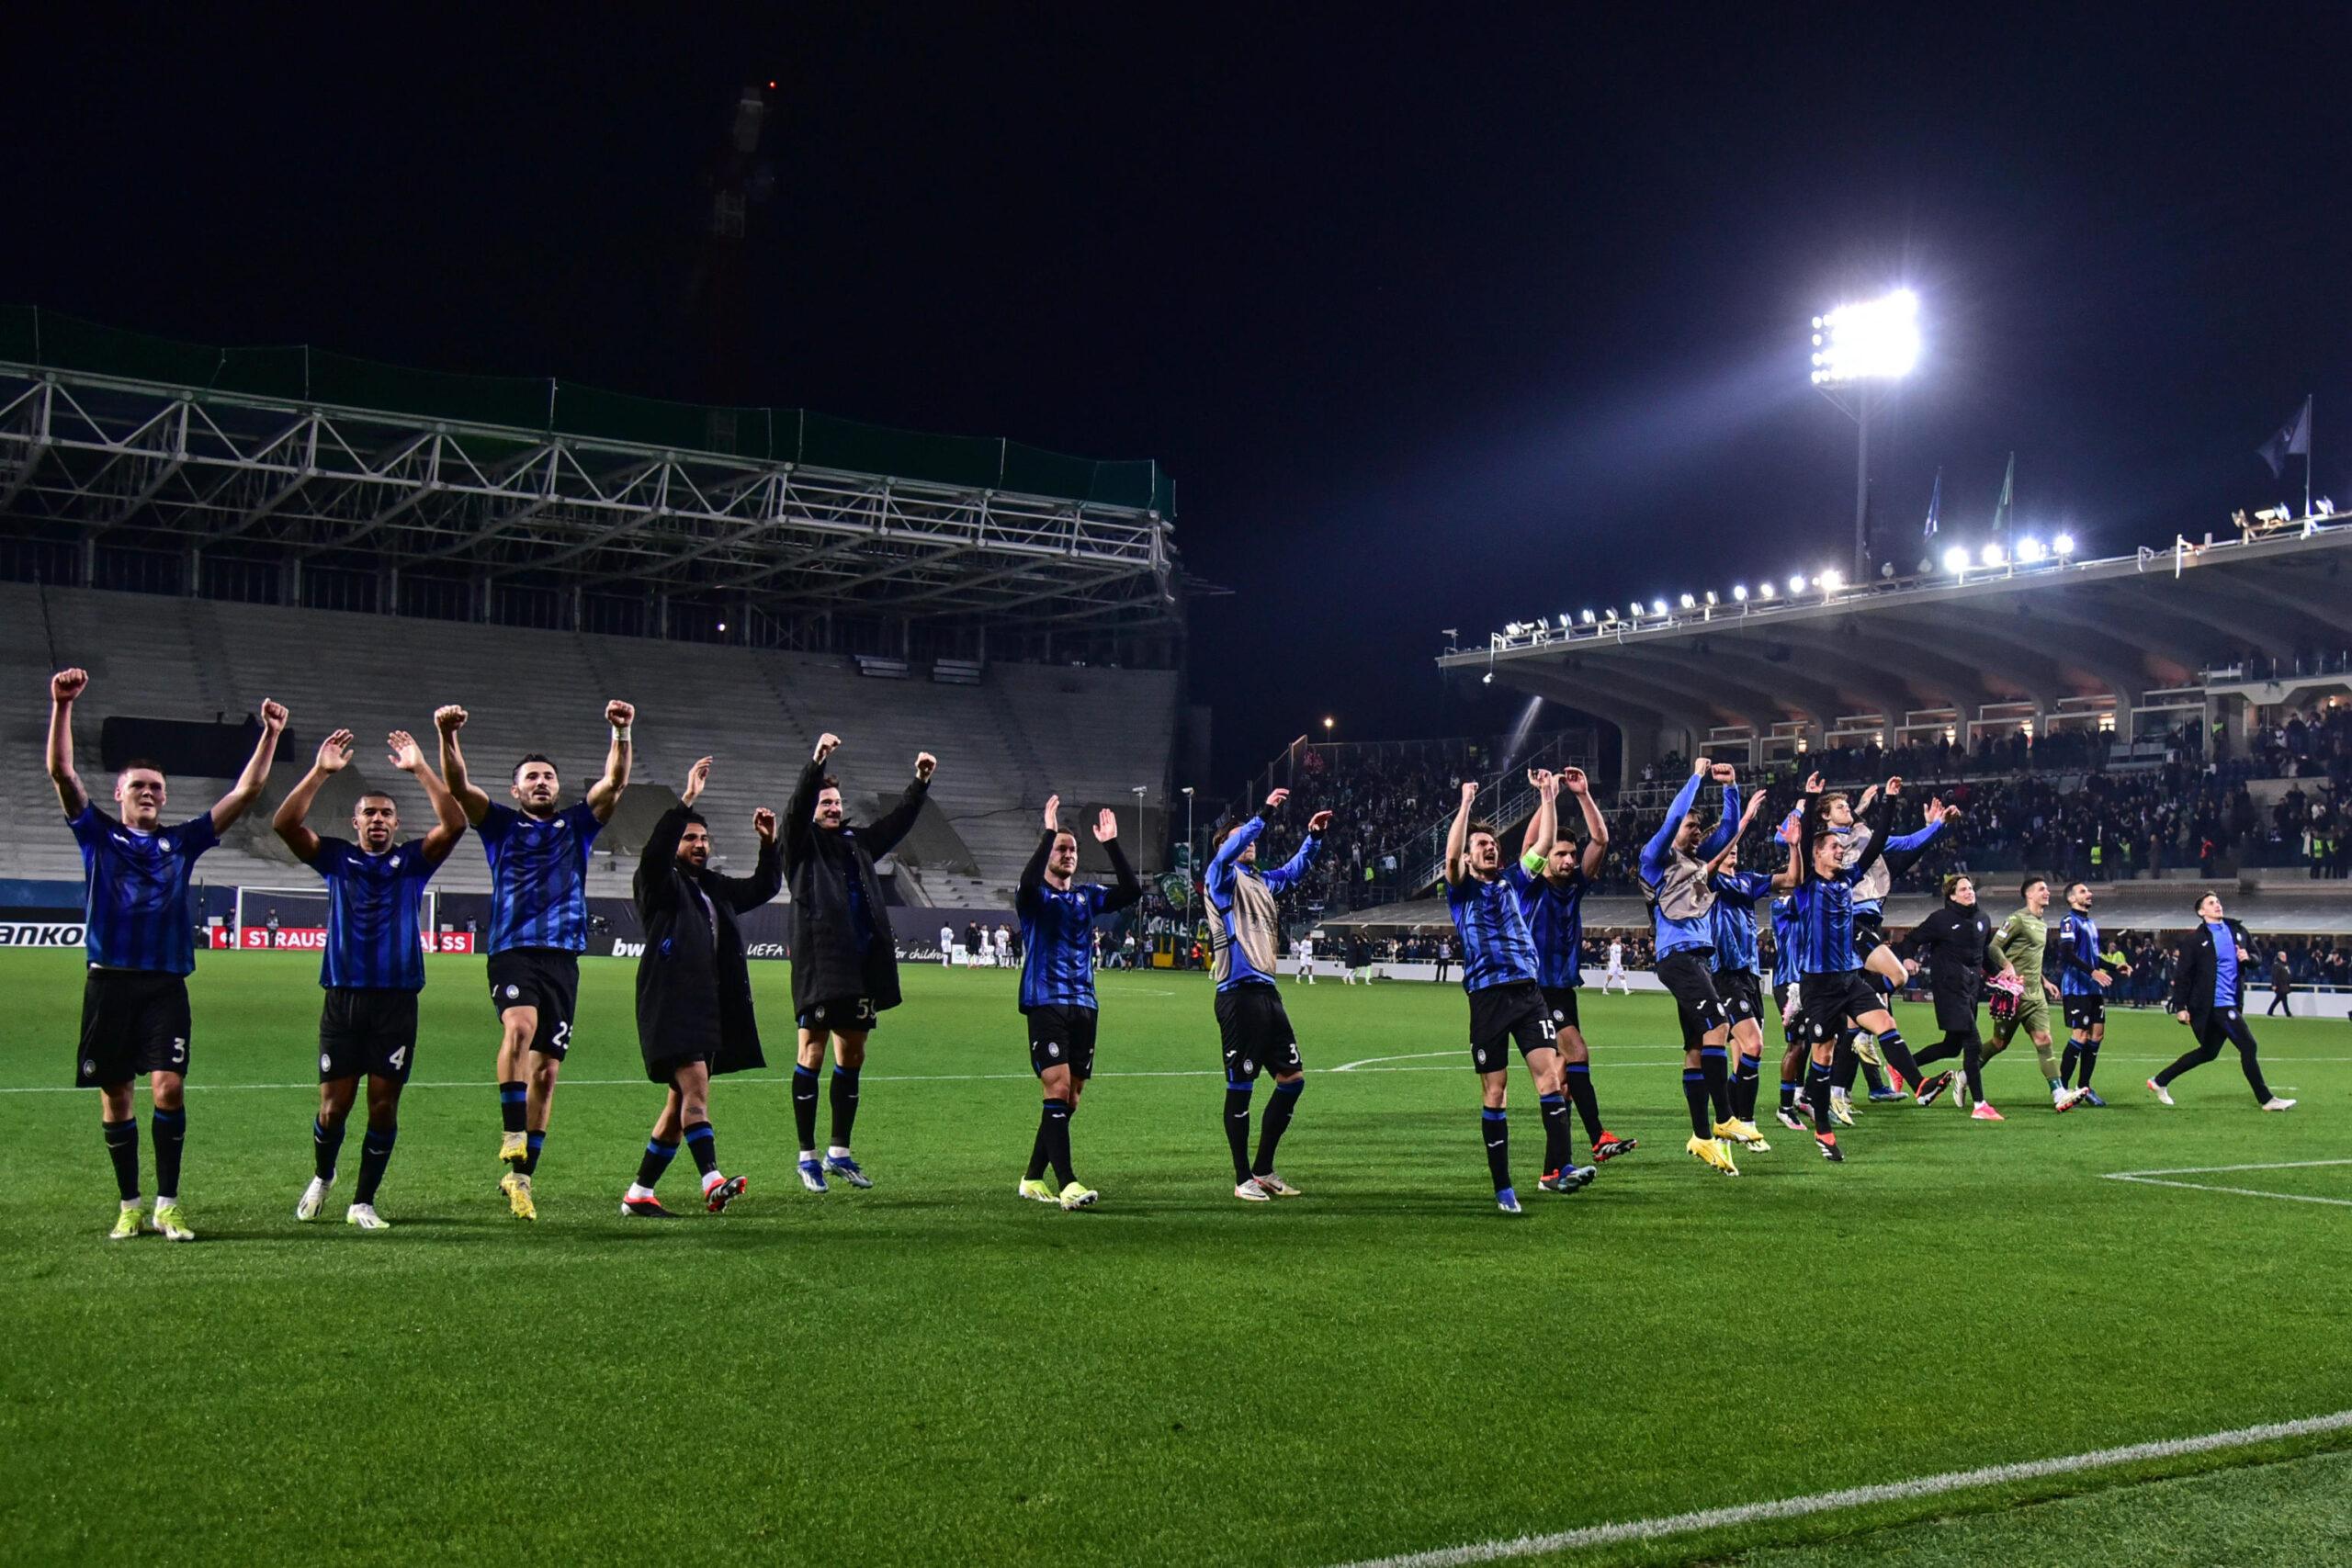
[8,7,2348,787]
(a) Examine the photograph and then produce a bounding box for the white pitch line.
[1328,1409,2352,1568]
[2102,1158,2352,1209]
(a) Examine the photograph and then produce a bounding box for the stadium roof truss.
[1441,522,2352,757]
[0,366,1181,630]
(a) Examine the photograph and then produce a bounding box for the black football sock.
[1046,1099,1076,1188]
[684,1120,719,1179]
[635,1139,676,1190]
[828,1066,861,1149]
[2060,1040,2081,1087]
[1538,1092,1572,1173]
[1807,1060,1837,1133]
[312,1116,345,1182]
[356,1122,397,1205]
[1732,1055,1761,1120]
[1564,1061,1603,1140]
[791,1066,820,1154]
[1682,1067,1711,1137]
[500,1080,526,1134]
[1481,1108,1511,1191]
[151,1107,186,1201]
[1223,1083,1255,1182]
[1701,1046,1731,1121]
[2076,1041,2100,1089]
[102,1117,140,1201]
[1025,1104,1054,1182]
[1778,1077,1799,1113]
[1963,1036,1985,1103]
[1831,1042,1860,1095]
[1252,1077,1301,1177]
[518,1130,545,1177]
[1873,1029,1922,1086]
[1860,1058,1890,1093]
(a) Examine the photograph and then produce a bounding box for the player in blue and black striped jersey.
[437,698,633,1221]
[1708,832,1777,1148]
[1517,767,1636,1164]
[1014,795,1142,1211]
[48,667,288,1242]
[1443,773,1596,1214]
[273,728,468,1231]
[2053,881,2128,1105]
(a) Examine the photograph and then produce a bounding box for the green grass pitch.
[3,951,2349,1565]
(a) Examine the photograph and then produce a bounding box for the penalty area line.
[1328,1409,2352,1568]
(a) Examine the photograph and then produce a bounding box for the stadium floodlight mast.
[1812,288,1922,577]
[1180,785,1195,926]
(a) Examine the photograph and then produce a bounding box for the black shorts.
[1713,968,1763,1025]
[1467,981,1557,1072]
[1025,1004,1098,1079]
[320,988,420,1083]
[1657,950,1729,1045]
[1799,969,1886,1043]
[2064,995,2106,1032]
[797,996,878,1036]
[1852,917,1890,957]
[642,1046,711,1086]
[1216,984,1305,1081]
[486,947,580,1059]
[1540,986,1583,1032]
[75,970,192,1088]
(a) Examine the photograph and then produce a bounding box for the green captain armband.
[1521,850,1547,874]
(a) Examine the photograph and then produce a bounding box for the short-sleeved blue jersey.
[1019,879,1111,1010]
[310,836,439,990]
[1447,863,1540,993]
[70,805,220,975]
[1518,868,1589,990]
[477,801,601,953]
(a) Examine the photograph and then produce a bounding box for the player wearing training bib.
[438,699,633,1220]
[1204,787,1329,1202]
[1443,773,1595,1213]
[1519,766,1635,1163]
[1985,877,2080,1112]
[274,728,467,1230]
[2054,882,2128,1106]
[1015,796,1143,1211]
[1708,838,1777,1151]
[48,667,288,1242]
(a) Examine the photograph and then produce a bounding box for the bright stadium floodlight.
[2017,536,2047,564]
[1788,573,1807,593]
[1732,584,1748,602]
[1704,591,1719,606]
[1819,569,1845,593]
[1758,581,1776,600]
[2054,532,2075,557]
[1651,598,1668,617]
[1580,608,1596,624]
[1942,545,1970,574]
[1679,592,1697,609]
[1980,541,2006,567]
[1813,288,1921,577]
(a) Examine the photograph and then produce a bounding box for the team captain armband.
[1521,851,1546,874]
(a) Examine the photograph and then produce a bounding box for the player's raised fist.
[1804,771,1825,795]
[386,731,423,772]
[1043,794,1060,830]
[813,732,841,763]
[682,756,713,805]
[50,668,88,703]
[434,705,468,734]
[752,807,777,843]
[316,730,355,772]
[1307,809,1334,833]
[1884,775,1905,796]
[1092,807,1118,843]
[605,700,635,728]
[259,699,289,732]
[1265,787,1290,811]
[1710,761,1737,784]
[914,750,937,782]
[1691,754,1712,777]
[1460,780,1478,804]
[1562,767,1589,795]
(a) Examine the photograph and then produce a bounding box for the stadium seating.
[0,582,1178,902]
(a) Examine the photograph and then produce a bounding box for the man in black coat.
[784,730,936,1193]
[1896,874,2017,1116]
[2149,892,2294,1111]
[622,756,783,1217]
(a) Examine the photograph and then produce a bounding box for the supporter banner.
[229,927,474,953]
[0,920,86,948]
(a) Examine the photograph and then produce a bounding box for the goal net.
[229,885,440,953]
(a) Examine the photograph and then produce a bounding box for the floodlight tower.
[1811,289,1920,577]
